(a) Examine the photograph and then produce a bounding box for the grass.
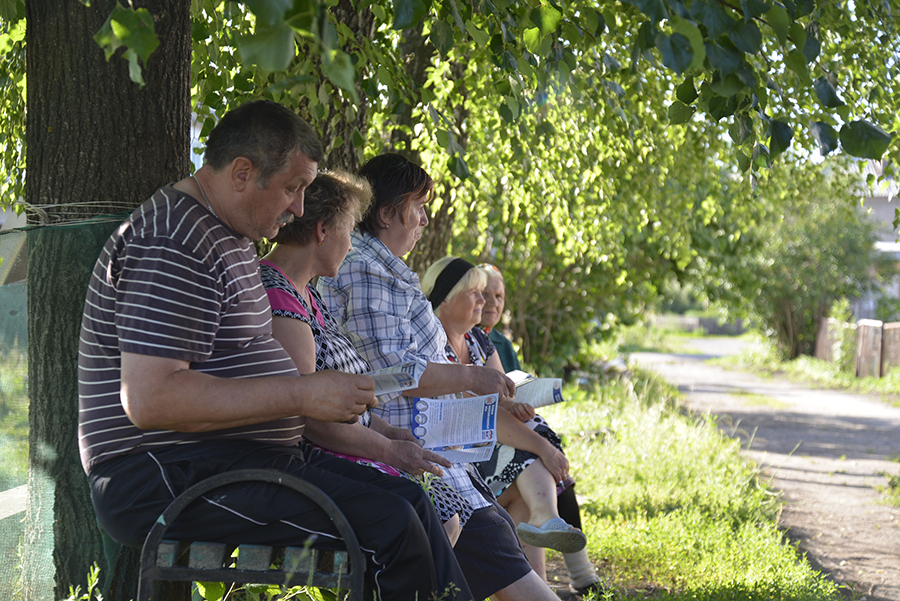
[729,390,792,409]
[536,373,837,600]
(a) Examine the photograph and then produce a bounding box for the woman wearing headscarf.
[422,256,587,583]
[478,263,606,597]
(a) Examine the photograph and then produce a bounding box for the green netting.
[1,226,28,599]
[0,214,131,601]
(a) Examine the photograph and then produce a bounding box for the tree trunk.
[24,1,191,599]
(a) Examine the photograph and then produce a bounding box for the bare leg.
[489,569,561,601]
[514,459,561,526]
[500,483,548,579]
[442,513,461,546]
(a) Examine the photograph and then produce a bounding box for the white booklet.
[369,361,425,396]
[506,370,565,408]
[410,394,499,463]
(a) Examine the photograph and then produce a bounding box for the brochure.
[410,394,498,463]
[369,361,425,396]
[506,370,565,408]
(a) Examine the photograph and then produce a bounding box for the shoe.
[570,579,612,598]
[516,517,587,553]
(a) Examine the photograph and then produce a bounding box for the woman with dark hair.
[422,257,587,586]
[259,170,471,544]
[320,154,561,601]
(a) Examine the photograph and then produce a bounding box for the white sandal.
[516,517,587,553]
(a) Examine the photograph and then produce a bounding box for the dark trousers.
[89,440,473,601]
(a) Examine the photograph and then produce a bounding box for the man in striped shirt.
[78,100,472,601]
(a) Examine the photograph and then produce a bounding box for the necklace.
[191,174,218,219]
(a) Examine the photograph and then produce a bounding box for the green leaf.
[530,4,562,34]
[238,23,296,72]
[449,155,471,179]
[752,142,770,167]
[352,129,366,148]
[123,49,145,86]
[676,75,699,103]
[768,4,789,46]
[430,19,454,56]
[670,16,706,69]
[705,40,741,74]
[802,25,821,62]
[839,120,893,159]
[814,76,844,108]
[321,49,358,98]
[244,0,293,26]
[740,0,769,21]
[728,20,761,54]
[788,22,806,49]
[465,20,491,46]
[710,73,744,97]
[810,121,838,155]
[0,0,23,21]
[668,100,695,124]
[393,0,428,30]
[729,113,753,145]
[768,119,793,157]
[709,95,738,120]
[784,49,812,86]
[794,0,814,17]
[523,27,543,54]
[736,149,751,172]
[689,0,735,39]
[623,0,668,23]
[196,582,226,601]
[655,32,693,73]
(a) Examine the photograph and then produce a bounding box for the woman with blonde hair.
[423,256,587,584]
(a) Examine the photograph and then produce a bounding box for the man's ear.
[230,157,256,192]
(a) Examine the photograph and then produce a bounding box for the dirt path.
[632,338,900,601]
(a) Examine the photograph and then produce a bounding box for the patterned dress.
[446,327,572,498]
[260,259,472,525]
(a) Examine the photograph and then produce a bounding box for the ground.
[632,337,900,601]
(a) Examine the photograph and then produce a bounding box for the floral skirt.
[315,447,474,527]
[474,414,574,498]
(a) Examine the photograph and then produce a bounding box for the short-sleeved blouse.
[261,259,473,524]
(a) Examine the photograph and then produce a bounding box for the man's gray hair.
[204,100,324,187]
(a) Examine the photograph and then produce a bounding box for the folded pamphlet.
[506,370,565,408]
[410,394,498,463]
[369,361,425,396]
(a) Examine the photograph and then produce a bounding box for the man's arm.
[120,352,376,432]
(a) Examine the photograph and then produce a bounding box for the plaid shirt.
[319,232,492,510]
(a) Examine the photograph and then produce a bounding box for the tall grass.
[540,374,838,600]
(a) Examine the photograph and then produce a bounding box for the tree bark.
[24,1,191,598]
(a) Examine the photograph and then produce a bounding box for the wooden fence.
[816,317,900,378]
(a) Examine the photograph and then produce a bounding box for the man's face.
[240,152,318,240]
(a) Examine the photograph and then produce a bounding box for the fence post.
[855,319,884,378]
[880,322,900,377]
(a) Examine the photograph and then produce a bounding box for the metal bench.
[137,469,364,601]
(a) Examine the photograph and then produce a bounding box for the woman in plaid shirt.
[319,154,561,601]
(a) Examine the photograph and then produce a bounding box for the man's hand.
[467,365,516,399]
[303,371,377,424]
[385,439,451,477]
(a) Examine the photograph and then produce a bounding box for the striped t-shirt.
[78,185,302,473]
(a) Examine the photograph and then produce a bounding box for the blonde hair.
[422,256,487,317]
